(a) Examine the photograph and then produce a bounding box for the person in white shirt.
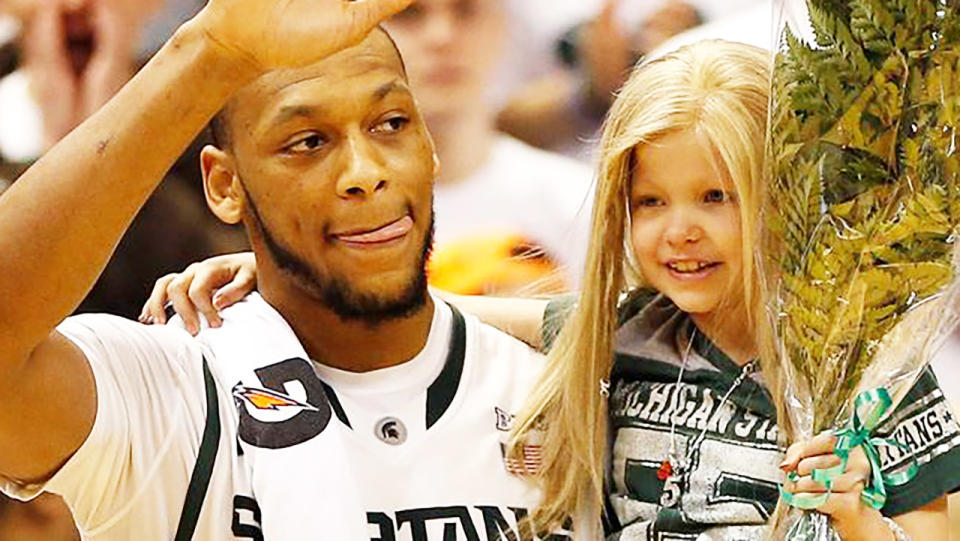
[0,1,556,539]
[385,0,593,293]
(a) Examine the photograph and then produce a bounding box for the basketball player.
[0,0,555,538]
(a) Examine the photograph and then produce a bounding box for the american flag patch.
[500,443,542,475]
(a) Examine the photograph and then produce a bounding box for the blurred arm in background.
[496,0,702,155]
[2,0,164,157]
[0,0,247,319]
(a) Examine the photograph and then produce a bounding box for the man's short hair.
[208,26,407,150]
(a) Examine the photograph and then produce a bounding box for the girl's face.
[629,129,744,317]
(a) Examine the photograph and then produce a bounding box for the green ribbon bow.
[779,387,918,510]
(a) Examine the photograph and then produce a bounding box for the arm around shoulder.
[432,289,549,348]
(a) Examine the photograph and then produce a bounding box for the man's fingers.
[26,5,64,65]
[599,0,620,21]
[354,0,416,26]
[140,274,176,324]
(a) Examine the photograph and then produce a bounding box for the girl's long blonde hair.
[510,40,779,534]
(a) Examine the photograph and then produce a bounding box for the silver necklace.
[658,328,758,508]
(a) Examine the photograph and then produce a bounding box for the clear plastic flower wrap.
[766,0,960,538]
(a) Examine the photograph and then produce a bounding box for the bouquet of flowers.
[766,0,960,538]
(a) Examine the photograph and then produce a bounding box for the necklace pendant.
[658,459,683,508]
[659,473,682,508]
[657,460,673,481]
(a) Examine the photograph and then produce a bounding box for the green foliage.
[769,0,960,432]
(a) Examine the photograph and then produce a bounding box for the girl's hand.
[780,432,894,540]
[139,252,257,335]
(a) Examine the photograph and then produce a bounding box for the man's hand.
[194,0,414,73]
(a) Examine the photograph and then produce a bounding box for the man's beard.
[243,186,432,326]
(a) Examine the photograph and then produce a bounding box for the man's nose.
[335,132,388,199]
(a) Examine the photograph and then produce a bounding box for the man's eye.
[287,134,324,153]
[372,117,410,134]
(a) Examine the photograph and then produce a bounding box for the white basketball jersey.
[2,293,552,540]
[205,294,553,540]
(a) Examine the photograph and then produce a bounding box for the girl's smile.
[664,259,722,280]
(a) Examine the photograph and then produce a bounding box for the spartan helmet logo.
[374,417,407,445]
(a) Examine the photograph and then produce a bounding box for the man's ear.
[201,145,243,225]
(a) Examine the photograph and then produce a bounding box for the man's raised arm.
[0,0,412,482]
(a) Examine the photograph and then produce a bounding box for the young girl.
[142,40,958,539]
[504,40,957,540]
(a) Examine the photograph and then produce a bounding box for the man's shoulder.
[60,312,198,357]
[463,310,545,377]
[452,311,545,421]
[178,292,275,334]
[192,293,309,375]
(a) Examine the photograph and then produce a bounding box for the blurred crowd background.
[0,0,958,538]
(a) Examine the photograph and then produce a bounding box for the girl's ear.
[201,145,243,225]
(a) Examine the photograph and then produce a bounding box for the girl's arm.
[140,252,551,346]
[431,290,548,348]
[894,496,949,541]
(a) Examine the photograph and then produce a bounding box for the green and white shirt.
[546,292,960,540]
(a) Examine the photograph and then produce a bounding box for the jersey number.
[237,358,333,449]
[232,495,264,540]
